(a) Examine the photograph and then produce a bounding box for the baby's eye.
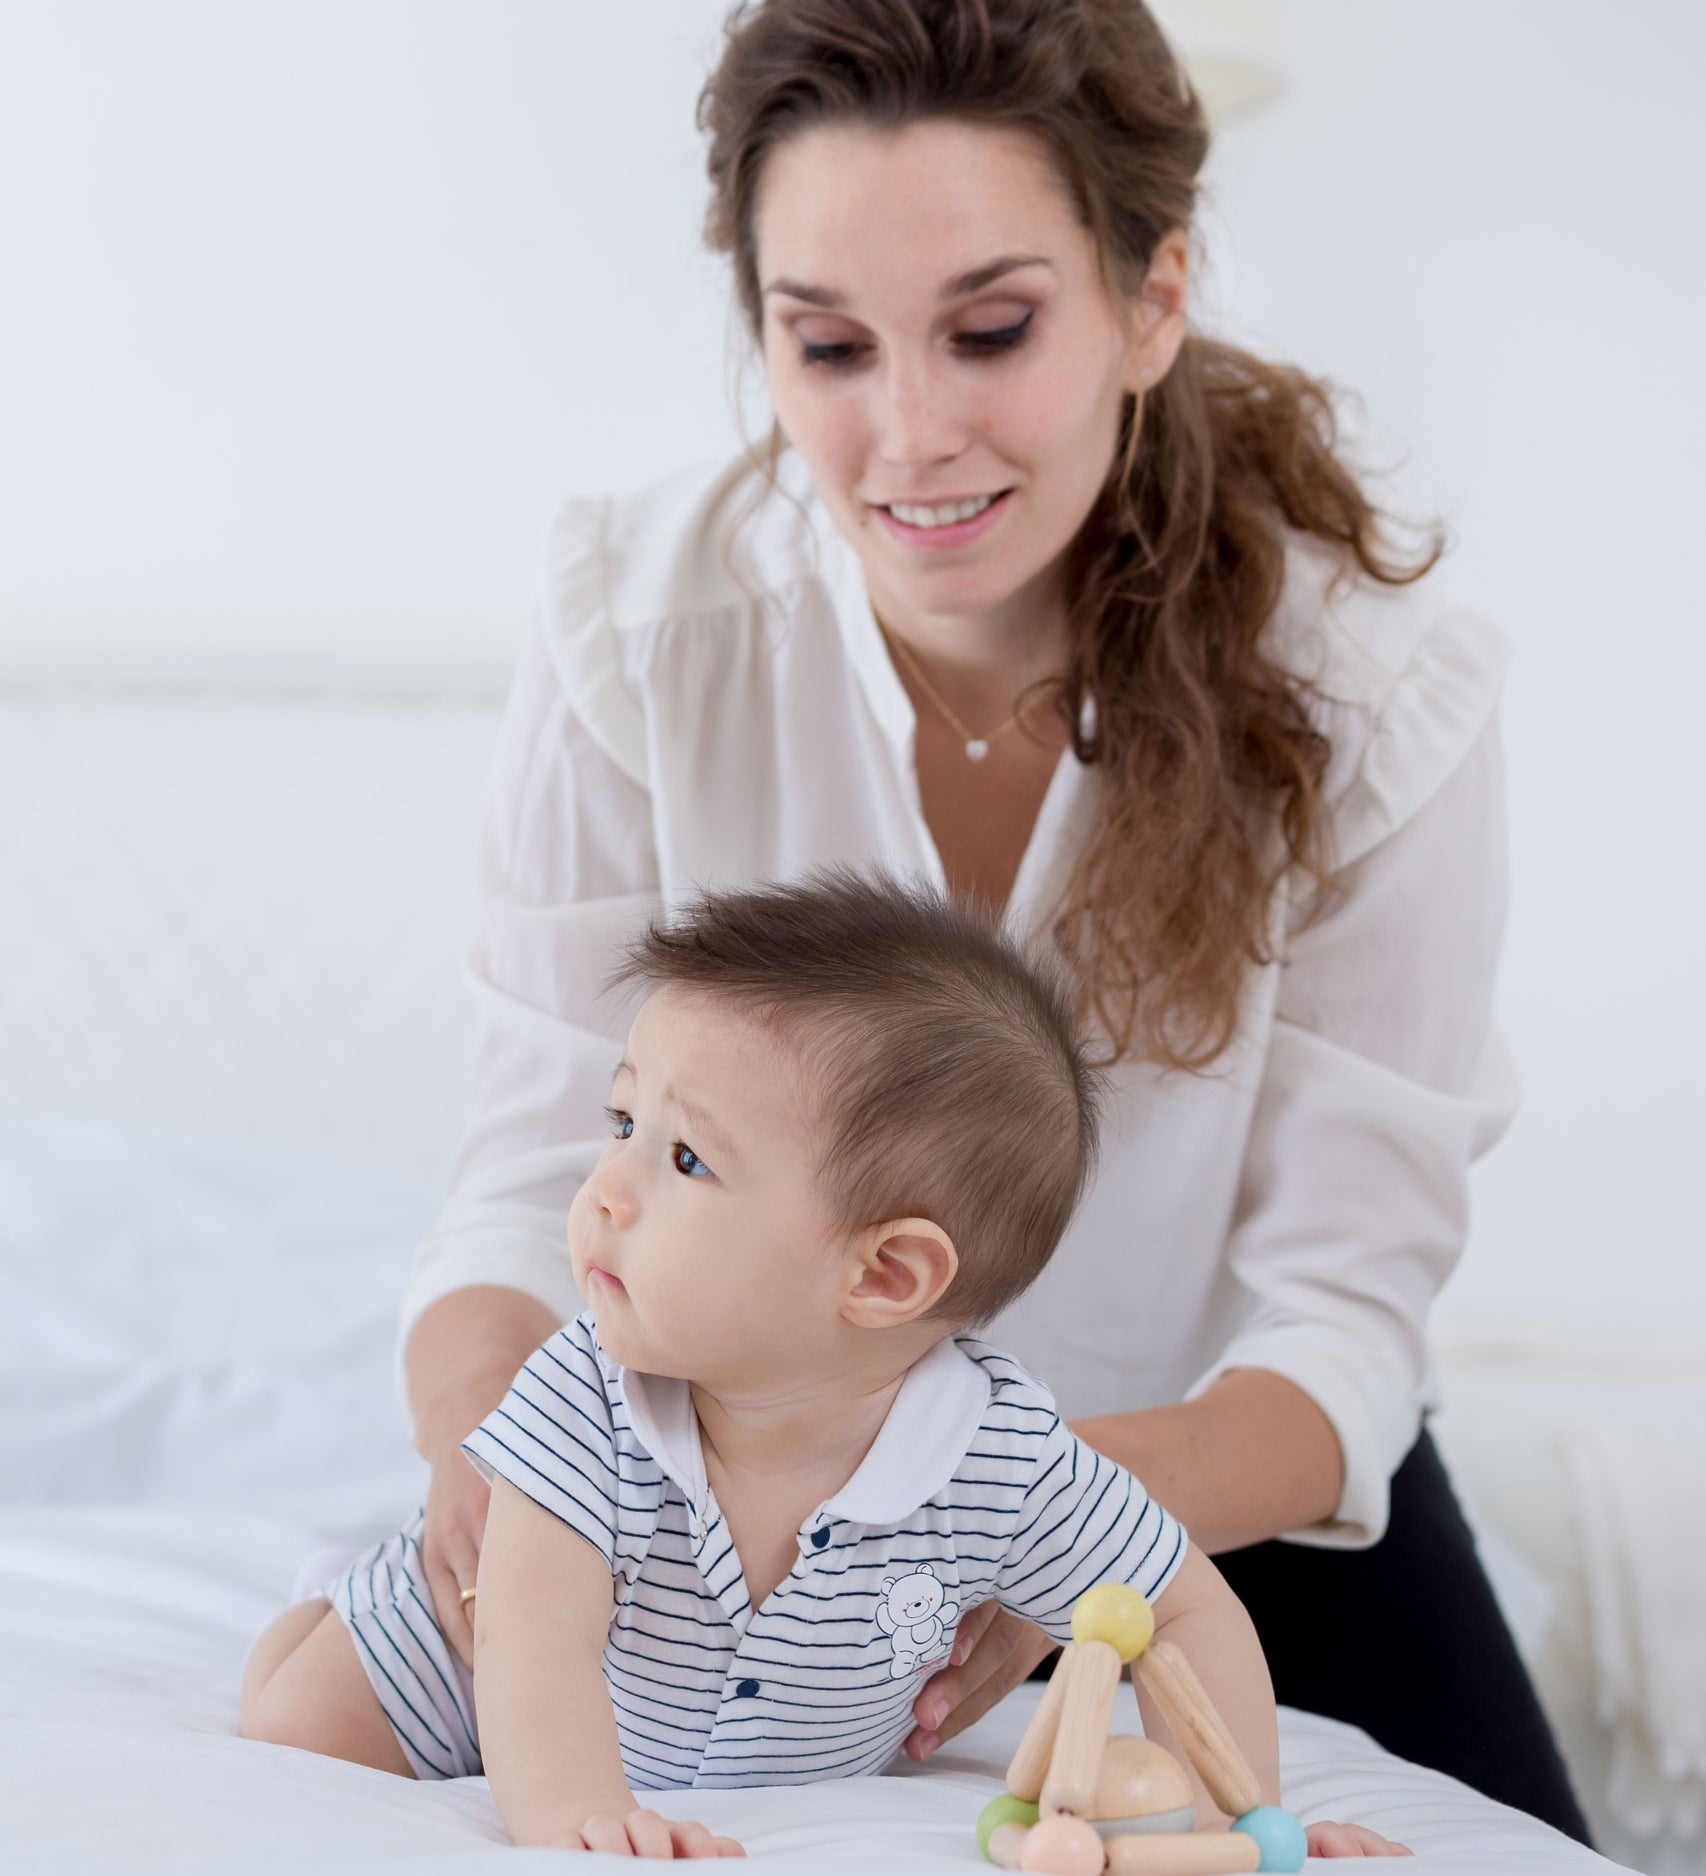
[672,1141,713,1179]
[603,1105,634,1141]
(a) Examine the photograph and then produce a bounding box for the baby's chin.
[582,1295,636,1361]
[583,1302,675,1379]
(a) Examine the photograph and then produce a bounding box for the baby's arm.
[475,1476,741,1857]
[1141,1542,1279,1825]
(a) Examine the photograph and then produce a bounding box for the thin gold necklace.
[877,621,1023,762]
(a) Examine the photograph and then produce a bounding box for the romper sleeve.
[461,1314,625,1570]
[396,496,660,1361]
[1187,602,1518,1550]
[995,1414,1188,1642]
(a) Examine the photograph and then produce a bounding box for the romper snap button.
[736,1678,760,1699]
[811,1526,830,1549]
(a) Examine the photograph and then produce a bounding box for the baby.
[240,872,1403,1859]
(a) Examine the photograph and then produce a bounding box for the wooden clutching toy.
[976,1584,1308,1876]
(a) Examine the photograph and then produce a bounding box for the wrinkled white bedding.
[2,1493,1618,1875]
[0,1116,1628,1872]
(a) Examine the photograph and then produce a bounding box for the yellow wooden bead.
[1070,1583,1154,1662]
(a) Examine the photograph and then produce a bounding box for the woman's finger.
[421,1533,471,1667]
[907,1618,1054,1758]
[711,1838,746,1857]
[913,1610,1039,1736]
[423,1463,489,1667]
[430,1518,481,1665]
[949,1598,1002,1667]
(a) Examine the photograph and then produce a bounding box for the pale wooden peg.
[1039,1638,1122,1818]
[1007,1642,1077,1801]
[986,1822,1032,1870]
[1106,1830,1260,1875]
[1135,1641,1262,1821]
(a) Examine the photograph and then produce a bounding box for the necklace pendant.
[964,738,990,762]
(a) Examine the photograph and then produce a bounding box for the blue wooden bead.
[1231,1806,1307,1872]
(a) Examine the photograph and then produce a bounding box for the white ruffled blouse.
[399,448,1517,1551]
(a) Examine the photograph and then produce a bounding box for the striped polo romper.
[327,1313,1186,1783]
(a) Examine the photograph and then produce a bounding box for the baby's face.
[567,986,849,1385]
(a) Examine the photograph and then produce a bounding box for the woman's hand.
[564,1811,744,1857]
[904,1602,1056,1761]
[405,1285,566,1666]
[1305,1821,1412,1857]
[421,1431,493,1668]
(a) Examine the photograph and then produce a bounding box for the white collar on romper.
[619,1333,994,1533]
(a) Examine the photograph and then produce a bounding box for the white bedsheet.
[1,1491,1620,1876]
[0,1115,1630,1873]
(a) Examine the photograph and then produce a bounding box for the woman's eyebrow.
[762,252,1054,309]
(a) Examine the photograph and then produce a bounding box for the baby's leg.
[240,1598,414,1777]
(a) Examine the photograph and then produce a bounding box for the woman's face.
[755,117,1186,644]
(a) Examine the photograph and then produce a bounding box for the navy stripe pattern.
[327,1509,480,1779]
[333,1316,1186,1788]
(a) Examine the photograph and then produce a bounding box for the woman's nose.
[871,356,967,468]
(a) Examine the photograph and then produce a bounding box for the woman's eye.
[672,1141,713,1179]
[604,1106,634,1140]
[800,338,864,368]
[798,312,1034,371]
[957,311,1034,354]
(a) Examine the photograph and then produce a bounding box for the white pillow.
[0,1113,435,1505]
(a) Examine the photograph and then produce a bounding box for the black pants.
[1039,1427,1593,1845]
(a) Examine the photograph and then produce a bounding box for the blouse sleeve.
[396,498,660,1360]
[1187,619,1518,1550]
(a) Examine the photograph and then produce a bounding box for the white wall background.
[2,1,1702,1356]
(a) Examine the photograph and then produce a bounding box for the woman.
[401,0,1589,1842]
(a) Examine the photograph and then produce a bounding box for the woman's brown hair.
[697,0,1443,1071]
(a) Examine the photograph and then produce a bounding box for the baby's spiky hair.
[607,869,1101,1326]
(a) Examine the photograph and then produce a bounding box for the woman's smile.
[873,487,1015,548]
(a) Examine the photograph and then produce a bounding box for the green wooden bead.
[977,1793,1039,1860]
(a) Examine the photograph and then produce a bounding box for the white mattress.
[0,1114,1628,1874]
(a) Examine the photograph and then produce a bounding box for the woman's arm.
[399,507,664,1657]
[404,1285,564,1666]
[406,1285,565,1462]
[1176,709,1514,1551]
[1073,1369,1343,1556]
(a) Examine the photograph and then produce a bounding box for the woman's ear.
[1124,225,1190,393]
[841,1218,958,1329]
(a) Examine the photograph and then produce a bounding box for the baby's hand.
[1305,1819,1412,1857]
[567,1809,744,1858]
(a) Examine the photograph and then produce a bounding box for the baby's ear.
[840,1217,957,1329]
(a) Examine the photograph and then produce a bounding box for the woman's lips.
[873,487,1014,550]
